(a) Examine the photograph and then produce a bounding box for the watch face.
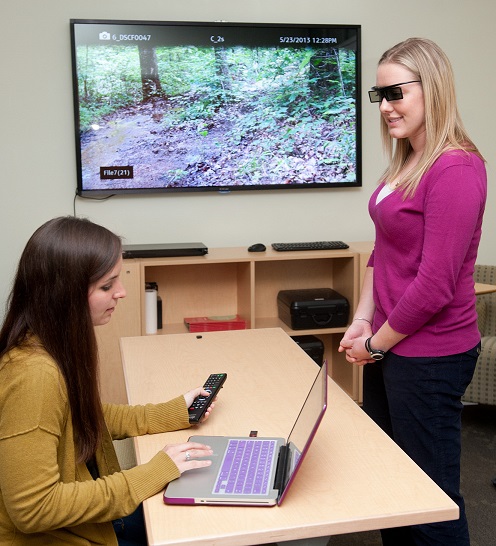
[371,352,384,361]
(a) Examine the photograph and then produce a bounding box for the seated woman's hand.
[183,387,216,422]
[162,441,213,473]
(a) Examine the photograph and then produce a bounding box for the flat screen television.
[70,19,361,197]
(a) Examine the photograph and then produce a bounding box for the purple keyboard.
[213,438,277,495]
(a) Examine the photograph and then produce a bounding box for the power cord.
[73,189,116,216]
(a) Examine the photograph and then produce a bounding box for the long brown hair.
[0,216,122,462]
[376,37,484,197]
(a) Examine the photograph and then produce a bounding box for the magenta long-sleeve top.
[368,150,487,357]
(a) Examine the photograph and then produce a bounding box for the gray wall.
[1,0,494,313]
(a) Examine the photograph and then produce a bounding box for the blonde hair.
[377,37,484,197]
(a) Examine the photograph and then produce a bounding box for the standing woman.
[339,38,487,545]
[0,216,215,545]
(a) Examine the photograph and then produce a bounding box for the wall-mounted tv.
[70,20,361,197]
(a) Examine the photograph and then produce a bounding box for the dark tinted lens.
[368,89,382,103]
[384,86,403,101]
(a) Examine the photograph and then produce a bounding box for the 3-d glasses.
[368,80,421,103]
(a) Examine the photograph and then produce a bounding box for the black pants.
[112,505,148,546]
[363,344,479,546]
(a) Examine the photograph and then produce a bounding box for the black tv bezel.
[70,19,362,198]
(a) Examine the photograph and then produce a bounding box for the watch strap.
[365,337,386,361]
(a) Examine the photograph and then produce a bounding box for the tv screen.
[70,20,361,196]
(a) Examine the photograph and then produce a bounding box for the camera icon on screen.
[99,31,111,40]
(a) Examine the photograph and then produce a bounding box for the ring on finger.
[185,451,191,462]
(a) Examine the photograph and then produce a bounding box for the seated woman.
[0,216,215,545]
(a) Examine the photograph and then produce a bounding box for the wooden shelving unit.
[97,244,373,404]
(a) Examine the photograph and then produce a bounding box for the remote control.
[188,373,227,423]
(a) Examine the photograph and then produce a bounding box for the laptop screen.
[279,360,328,503]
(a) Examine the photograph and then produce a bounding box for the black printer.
[277,288,349,330]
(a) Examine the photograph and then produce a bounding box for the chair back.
[474,265,496,337]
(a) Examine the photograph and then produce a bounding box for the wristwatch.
[365,337,386,361]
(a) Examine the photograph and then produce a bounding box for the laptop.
[164,360,327,506]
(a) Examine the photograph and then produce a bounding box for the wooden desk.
[120,328,458,546]
[475,282,496,295]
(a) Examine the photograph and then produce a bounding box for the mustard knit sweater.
[0,344,191,545]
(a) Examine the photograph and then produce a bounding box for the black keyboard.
[271,241,349,251]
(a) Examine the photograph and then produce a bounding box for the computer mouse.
[248,243,266,252]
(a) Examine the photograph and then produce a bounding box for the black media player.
[122,243,208,258]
